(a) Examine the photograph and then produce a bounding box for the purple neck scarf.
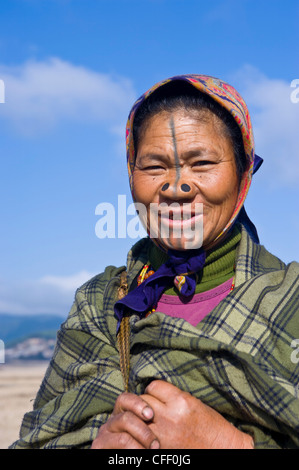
[114,248,206,330]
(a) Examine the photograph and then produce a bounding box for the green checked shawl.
[11,225,299,449]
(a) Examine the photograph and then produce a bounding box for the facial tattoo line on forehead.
[169,116,181,193]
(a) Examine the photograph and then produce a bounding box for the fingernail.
[142,406,153,420]
[150,439,160,450]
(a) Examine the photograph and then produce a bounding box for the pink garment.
[155,277,233,327]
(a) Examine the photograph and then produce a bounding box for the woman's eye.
[144,165,164,171]
[193,160,213,167]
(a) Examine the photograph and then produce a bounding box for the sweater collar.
[148,224,242,295]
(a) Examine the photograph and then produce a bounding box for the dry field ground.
[0,361,48,449]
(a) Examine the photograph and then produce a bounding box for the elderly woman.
[11,75,299,449]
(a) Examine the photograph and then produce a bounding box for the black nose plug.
[181,184,191,192]
[161,183,191,192]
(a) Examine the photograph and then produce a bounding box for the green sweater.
[149,226,241,295]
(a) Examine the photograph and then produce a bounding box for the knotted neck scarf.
[114,74,262,328]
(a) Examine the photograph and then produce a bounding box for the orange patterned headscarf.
[126,74,257,246]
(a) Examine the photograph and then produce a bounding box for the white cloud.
[0,57,137,135]
[232,65,299,186]
[39,270,95,292]
[0,270,95,315]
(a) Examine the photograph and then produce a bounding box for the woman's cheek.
[132,171,145,202]
[132,171,159,204]
[201,174,237,205]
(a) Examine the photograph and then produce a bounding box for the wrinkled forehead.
[134,109,232,165]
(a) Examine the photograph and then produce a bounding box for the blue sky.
[0,0,298,316]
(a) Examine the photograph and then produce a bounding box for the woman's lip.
[159,213,203,228]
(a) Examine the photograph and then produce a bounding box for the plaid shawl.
[10,225,299,449]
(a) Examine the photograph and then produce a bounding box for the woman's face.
[132,108,240,251]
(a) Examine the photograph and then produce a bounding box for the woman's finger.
[113,392,155,421]
[92,411,159,449]
[92,429,145,449]
[144,380,187,403]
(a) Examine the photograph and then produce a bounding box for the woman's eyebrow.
[136,149,220,165]
[136,153,169,163]
[180,148,220,159]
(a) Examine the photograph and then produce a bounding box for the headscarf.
[115,74,262,326]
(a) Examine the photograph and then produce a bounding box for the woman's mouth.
[144,203,204,248]
[156,204,203,234]
[160,211,202,228]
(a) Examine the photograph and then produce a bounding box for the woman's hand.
[141,380,254,449]
[91,392,160,449]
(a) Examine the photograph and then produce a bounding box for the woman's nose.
[160,179,196,199]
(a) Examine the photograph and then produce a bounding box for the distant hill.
[0,313,65,346]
